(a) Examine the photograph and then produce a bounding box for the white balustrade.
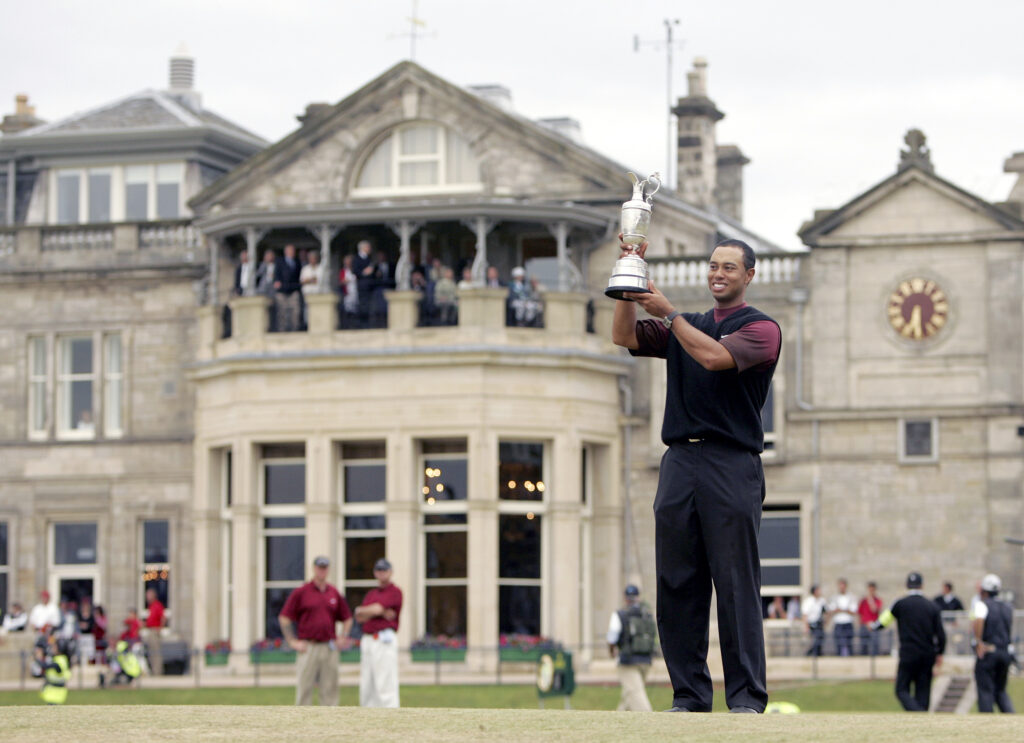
[41,226,114,251]
[140,223,199,250]
[651,256,801,287]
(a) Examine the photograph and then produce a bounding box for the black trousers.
[653,440,767,712]
[975,650,1015,713]
[895,654,934,711]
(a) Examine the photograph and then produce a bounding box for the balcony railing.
[0,219,199,258]
[649,255,802,288]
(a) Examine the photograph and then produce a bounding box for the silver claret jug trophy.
[605,172,661,300]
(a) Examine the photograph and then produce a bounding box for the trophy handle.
[645,173,661,202]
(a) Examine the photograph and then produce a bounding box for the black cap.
[906,572,922,589]
[624,584,639,597]
[374,558,392,571]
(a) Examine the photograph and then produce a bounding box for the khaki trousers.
[617,664,652,711]
[295,642,338,706]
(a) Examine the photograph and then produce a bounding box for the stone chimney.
[672,58,750,219]
[672,58,723,209]
[166,43,201,112]
[297,103,332,125]
[1,94,45,135]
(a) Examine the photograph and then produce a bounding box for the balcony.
[0,220,201,270]
[195,287,621,370]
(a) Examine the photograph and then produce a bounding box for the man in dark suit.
[274,244,303,331]
[351,240,376,328]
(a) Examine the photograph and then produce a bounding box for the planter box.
[339,649,361,663]
[205,653,229,666]
[250,649,296,664]
[411,648,467,662]
[499,647,548,662]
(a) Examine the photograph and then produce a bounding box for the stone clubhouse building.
[0,51,1021,671]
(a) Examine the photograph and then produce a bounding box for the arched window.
[353,123,482,196]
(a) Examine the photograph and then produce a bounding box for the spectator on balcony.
[368,250,395,328]
[2,602,28,632]
[233,250,252,296]
[457,266,475,290]
[802,584,826,657]
[352,240,376,327]
[256,249,277,297]
[933,581,964,616]
[507,267,542,327]
[434,266,458,326]
[300,249,327,328]
[338,254,359,328]
[29,590,61,634]
[410,268,435,325]
[274,244,304,332]
[485,265,503,288]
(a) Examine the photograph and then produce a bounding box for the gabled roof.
[799,163,1024,246]
[11,89,265,145]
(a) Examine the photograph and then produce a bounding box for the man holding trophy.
[610,174,781,714]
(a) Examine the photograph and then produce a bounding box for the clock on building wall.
[887,277,949,340]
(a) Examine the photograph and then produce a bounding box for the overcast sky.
[4,0,1024,250]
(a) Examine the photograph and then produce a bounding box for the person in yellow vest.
[99,639,141,687]
[40,633,72,705]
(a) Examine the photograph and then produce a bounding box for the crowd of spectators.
[764,577,1000,658]
[229,240,547,332]
[0,586,167,685]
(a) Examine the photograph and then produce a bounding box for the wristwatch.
[662,310,681,329]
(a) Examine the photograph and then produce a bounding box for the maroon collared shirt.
[360,583,403,634]
[280,581,351,642]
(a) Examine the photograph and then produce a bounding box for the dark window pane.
[345,536,385,582]
[761,564,801,586]
[125,183,148,220]
[341,441,385,459]
[426,531,467,579]
[262,444,305,459]
[265,587,294,639]
[264,517,305,529]
[421,439,466,455]
[499,585,540,635]
[0,574,7,618]
[426,585,467,637]
[71,380,93,429]
[423,458,467,501]
[905,421,932,457]
[344,464,385,503]
[499,442,544,501]
[0,522,7,564]
[344,515,386,531]
[54,523,98,564]
[58,578,94,606]
[143,567,170,607]
[225,451,232,507]
[70,338,92,374]
[265,462,305,504]
[345,587,371,634]
[761,383,775,433]
[758,517,799,560]
[156,182,179,219]
[424,514,467,526]
[265,535,304,581]
[143,520,169,563]
[499,514,541,579]
[88,172,111,222]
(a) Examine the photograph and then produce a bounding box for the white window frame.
[49,163,185,224]
[56,334,97,440]
[48,521,102,605]
[139,519,171,622]
[259,448,307,638]
[418,447,470,640]
[899,417,939,464]
[28,336,50,440]
[496,439,549,638]
[352,123,483,198]
[759,506,802,596]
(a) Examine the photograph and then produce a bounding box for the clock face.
[887,277,948,340]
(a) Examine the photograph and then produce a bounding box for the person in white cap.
[972,573,1015,713]
[355,557,403,707]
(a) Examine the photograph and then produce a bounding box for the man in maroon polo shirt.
[354,557,403,707]
[279,555,352,706]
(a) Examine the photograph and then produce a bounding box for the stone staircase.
[931,674,975,713]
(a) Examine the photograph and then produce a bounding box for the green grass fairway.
[1,706,1022,743]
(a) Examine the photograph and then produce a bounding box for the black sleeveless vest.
[662,306,779,452]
